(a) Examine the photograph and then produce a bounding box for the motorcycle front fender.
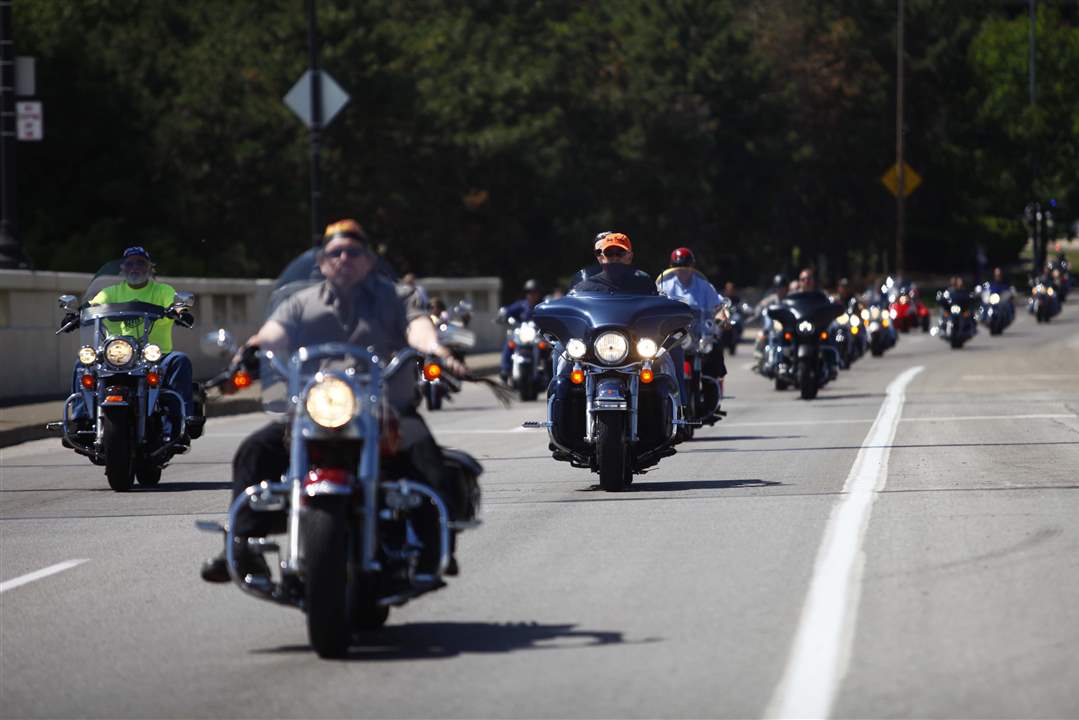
[796,343,819,359]
[592,377,628,412]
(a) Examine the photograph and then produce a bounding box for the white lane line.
[765,365,923,719]
[0,559,88,594]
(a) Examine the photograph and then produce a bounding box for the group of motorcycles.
[44,253,1073,658]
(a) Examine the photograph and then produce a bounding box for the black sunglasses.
[595,247,628,258]
[324,246,366,259]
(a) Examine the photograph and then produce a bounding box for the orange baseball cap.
[323,218,369,245]
[595,232,632,254]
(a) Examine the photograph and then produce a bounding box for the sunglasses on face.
[324,246,366,259]
[595,248,628,259]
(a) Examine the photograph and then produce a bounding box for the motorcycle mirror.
[173,291,195,309]
[58,294,79,311]
[201,328,237,358]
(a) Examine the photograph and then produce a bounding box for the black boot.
[200,538,270,583]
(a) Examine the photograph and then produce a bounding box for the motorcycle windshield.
[76,261,168,350]
[533,293,693,347]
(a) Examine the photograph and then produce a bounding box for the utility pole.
[895,0,905,276]
[1028,0,1043,273]
[307,0,322,247]
[0,0,28,269]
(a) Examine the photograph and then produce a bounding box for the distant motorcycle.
[759,292,844,399]
[422,302,476,411]
[531,292,691,491]
[832,299,867,368]
[885,277,930,333]
[50,261,202,491]
[1029,276,1061,322]
[936,288,978,348]
[975,283,1015,336]
[719,301,752,355]
[859,295,897,357]
[680,307,724,434]
[500,316,552,402]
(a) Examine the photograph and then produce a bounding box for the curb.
[0,361,500,450]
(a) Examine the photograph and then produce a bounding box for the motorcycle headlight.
[870,307,881,319]
[1047,287,1055,296]
[850,315,861,327]
[104,339,135,367]
[836,314,849,326]
[772,319,783,332]
[566,338,587,359]
[1034,284,1046,294]
[78,346,97,365]
[593,331,629,365]
[950,304,961,314]
[989,293,1000,305]
[305,375,356,429]
[798,320,813,334]
[636,338,658,358]
[515,323,538,344]
[142,344,163,363]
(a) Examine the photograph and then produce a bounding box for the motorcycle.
[529,292,691,491]
[49,261,202,491]
[936,288,978,348]
[885,277,931,333]
[679,307,724,434]
[197,253,482,659]
[719,300,752,355]
[499,315,552,402]
[759,292,843,399]
[832,299,867,368]
[1048,262,1070,303]
[1029,276,1062,322]
[421,302,476,411]
[859,295,897,357]
[975,283,1015,336]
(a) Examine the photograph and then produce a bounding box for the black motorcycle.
[680,307,724,433]
[498,315,552,402]
[975,284,1015,336]
[760,292,843,400]
[859,294,897,357]
[1029,276,1062,322]
[936,288,978,348]
[529,293,691,491]
[719,300,752,355]
[50,261,202,491]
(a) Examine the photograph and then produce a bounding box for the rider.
[656,247,728,383]
[571,232,657,294]
[69,246,197,443]
[201,220,463,582]
[497,279,545,383]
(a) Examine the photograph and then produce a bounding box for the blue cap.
[122,246,151,261]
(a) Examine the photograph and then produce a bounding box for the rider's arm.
[406,315,467,376]
[237,319,288,362]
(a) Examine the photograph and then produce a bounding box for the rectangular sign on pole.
[16,101,43,141]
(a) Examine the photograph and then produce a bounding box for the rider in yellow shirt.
[71,247,198,442]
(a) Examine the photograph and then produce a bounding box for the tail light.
[683,360,692,376]
[570,367,585,385]
[146,372,160,388]
[423,362,442,381]
[232,370,252,390]
[80,374,95,390]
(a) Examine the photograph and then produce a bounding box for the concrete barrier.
[0,270,502,402]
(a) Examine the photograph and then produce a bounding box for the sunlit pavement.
[2,312,1078,718]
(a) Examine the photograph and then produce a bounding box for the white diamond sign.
[284,70,350,128]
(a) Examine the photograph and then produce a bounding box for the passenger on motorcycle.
[201,220,464,582]
[656,247,728,382]
[69,246,197,443]
[498,279,545,383]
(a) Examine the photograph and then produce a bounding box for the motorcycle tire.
[520,367,537,402]
[774,377,789,391]
[426,386,442,411]
[798,366,818,400]
[135,461,162,487]
[595,412,629,491]
[950,334,964,349]
[351,582,390,631]
[102,409,135,492]
[302,499,351,659]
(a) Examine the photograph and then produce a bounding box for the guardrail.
[0,270,501,402]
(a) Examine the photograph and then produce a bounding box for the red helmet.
[670,247,695,267]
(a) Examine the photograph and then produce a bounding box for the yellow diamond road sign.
[881,162,922,197]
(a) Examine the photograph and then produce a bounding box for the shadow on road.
[136,481,233,492]
[252,621,649,660]
[626,478,783,492]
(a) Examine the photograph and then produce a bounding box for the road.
[2,311,1078,718]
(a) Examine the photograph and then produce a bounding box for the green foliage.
[12,0,1079,291]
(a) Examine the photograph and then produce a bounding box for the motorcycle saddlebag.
[441,448,483,523]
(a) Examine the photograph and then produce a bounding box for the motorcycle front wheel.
[799,365,819,400]
[102,409,135,492]
[595,412,629,491]
[135,461,162,486]
[302,499,351,658]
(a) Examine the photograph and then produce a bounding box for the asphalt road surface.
[3,311,1078,719]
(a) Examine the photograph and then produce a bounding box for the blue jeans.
[500,342,514,376]
[71,352,194,438]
